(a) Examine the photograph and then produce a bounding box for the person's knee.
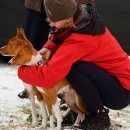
[67,61,88,81]
[70,61,93,75]
[71,61,88,71]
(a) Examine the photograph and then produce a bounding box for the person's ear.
[66,18,75,28]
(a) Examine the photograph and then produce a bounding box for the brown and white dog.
[0,28,48,129]
[0,28,87,129]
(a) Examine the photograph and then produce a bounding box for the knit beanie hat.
[44,0,77,22]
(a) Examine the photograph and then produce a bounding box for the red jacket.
[18,28,130,90]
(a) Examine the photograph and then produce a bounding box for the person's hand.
[38,48,52,64]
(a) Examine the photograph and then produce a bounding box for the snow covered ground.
[0,63,130,130]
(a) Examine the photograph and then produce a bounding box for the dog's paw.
[36,125,47,130]
[32,120,38,127]
[71,125,81,130]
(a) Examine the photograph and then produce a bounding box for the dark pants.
[67,61,130,113]
[25,9,50,50]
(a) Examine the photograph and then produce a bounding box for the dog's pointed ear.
[16,28,21,36]
[17,28,25,39]
[19,28,25,36]
[19,28,34,46]
[19,28,28,40]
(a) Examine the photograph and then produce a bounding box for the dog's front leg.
[38,100,48,129]
[50,114,55,129]
[53,99,62,130]
[24,83,38,126]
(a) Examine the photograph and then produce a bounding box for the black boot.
[18,89,28,99]
[73,108,110,130]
